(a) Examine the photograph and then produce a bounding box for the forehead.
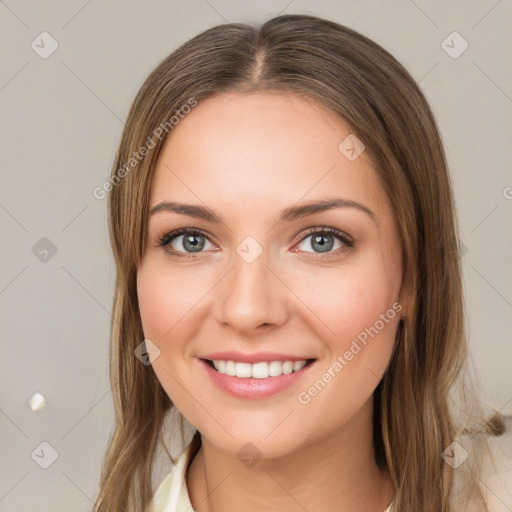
[150,92,385,219]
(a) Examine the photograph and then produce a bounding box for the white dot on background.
[28,392,46,412]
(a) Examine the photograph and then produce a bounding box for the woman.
[94,14,511,512]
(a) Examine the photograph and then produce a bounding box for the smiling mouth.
[201,358,317,379]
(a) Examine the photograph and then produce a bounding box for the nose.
[213,248,289,335]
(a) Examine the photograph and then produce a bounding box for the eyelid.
[294,226,353,245]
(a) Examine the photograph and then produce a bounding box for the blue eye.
[156,226,353,259]
[157,228,215,257]
[295,227,353,254]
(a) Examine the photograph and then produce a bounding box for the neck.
[186,399,395,512]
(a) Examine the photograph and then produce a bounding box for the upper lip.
[200,351,316,364]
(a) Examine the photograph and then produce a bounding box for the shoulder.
[147,470,175,512]
[147,435,199,512]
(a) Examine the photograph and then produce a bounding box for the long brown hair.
[94,14,504,512]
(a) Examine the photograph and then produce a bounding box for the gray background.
[1,0,511,510]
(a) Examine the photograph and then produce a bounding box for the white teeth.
[251,362,269,379]
[282,361,293,374]
[210,359,310,378]
[293,360,307,372]
[235,362,252,378]
[268,361,282,377]
[225,361,236,376]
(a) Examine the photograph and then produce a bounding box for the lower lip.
[199,358,317,399]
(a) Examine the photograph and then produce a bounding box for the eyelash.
[155,227,354,259]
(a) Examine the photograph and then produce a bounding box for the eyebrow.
[149,198,376,225]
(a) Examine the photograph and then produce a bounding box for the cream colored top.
[147,421,512,512]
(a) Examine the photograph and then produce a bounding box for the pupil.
[184,234,205,252]
[312,234,333,253]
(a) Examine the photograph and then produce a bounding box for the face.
[137,92,407,458]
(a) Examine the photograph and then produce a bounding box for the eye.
[155,226,354,259]
[156,228,216,258]
[294,227,354,255]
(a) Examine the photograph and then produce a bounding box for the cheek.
[136,258,209,341]
[292,258,398,346]
[288,252,400,395]
[136,264,172,340]
[136,259,205,408]
[291,265,399,427]
[333,271,396,349]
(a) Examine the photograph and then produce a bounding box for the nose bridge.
[214,241,287,332]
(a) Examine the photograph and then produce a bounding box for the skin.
[137,91,410,512]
